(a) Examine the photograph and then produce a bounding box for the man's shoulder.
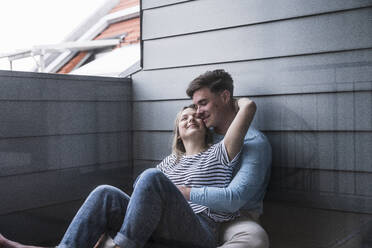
[241,127,272,167]
[244,127,268,143]
[212,126,269,144]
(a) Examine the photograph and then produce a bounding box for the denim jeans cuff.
[113,232,139,248]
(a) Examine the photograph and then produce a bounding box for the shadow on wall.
[255,99,319,194]
[258,99,372,247]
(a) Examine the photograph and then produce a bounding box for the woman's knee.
[89,185,122,201]
[135,168,171,192]
[137,168,165,184]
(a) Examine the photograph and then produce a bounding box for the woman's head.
[172,104,213,157]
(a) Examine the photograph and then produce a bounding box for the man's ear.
[220,90,231,104]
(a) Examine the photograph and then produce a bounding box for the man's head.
[186,69,235,132]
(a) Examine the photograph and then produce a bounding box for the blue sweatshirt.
[190,127,272,214]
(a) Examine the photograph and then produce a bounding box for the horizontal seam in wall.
[0,198,85,217]
[134,158,161,162]
[142,0,195,11]
[0,72,130,83]
[0,130,131,140]
[267,189,372,201]
[263,199,372,215]
[0,99,132,103]
[142,5,372,41]
[132,88,372,102]
[263,130,372,133]
[132,130,372,133]
[132,129,171,132]
[134,159,372,174]
[0,160,132,179]
[142,47,372,71]
[308,190,372,198]
[270,166,372,174]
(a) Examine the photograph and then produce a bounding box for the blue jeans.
[58,168,219,248]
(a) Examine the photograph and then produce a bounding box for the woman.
[0,98,256,248]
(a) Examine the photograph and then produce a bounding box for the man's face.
[192,87,225,128]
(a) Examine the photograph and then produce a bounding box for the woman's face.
[178,107,206,141]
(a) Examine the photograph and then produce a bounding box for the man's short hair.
[186,69,234,98]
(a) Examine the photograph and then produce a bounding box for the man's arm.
[187,131,271,213]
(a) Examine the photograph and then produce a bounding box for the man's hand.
[177,186,191,201]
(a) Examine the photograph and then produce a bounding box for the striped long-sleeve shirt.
[157,140,240,222]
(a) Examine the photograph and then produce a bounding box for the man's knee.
[245,224,269,248]
[219,218,269,248]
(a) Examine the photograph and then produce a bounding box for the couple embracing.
[0,70,271,248]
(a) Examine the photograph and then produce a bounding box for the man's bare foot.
[0,234,45,248]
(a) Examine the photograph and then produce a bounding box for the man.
[178,69,271,248]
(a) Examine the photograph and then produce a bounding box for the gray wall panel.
[312,170,372,196]
[133,160,158,180]
[133,49,372,101]
[254,92,372,131]
[142,0,191,10]
[133,131,172,161]
[143,0,372,39]
[133,100,190,131]
[357,173,372,196]
[355,133,372,175]
[270,167,372,197]
[269,167,372,214]
[266,190,372,214]
[143,8,372,69]
[0,163,132,215]
[356,92,372,130]
[268,132,372,172]
[0,132,131,177]
[0,101,131,137]
[0,70,130,101]
[0,200,83,245]
[0,71,133,243]
[262,201,372,246]
[133,92,372,131]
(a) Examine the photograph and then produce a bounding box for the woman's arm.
[224,98,256,161]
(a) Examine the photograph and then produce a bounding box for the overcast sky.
[0,0,107,70]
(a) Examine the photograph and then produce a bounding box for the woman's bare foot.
[0,234,44,248]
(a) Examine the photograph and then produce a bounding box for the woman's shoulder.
[157,153,177,168]
[166,153,178,162]
[202,140,224,156]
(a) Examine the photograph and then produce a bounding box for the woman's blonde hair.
[171,104,213,159]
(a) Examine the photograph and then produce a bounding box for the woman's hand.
[233,98,256,113]
[177,186,191,201]
[234,97,256,110]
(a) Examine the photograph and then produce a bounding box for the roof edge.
[45,5,140,73]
